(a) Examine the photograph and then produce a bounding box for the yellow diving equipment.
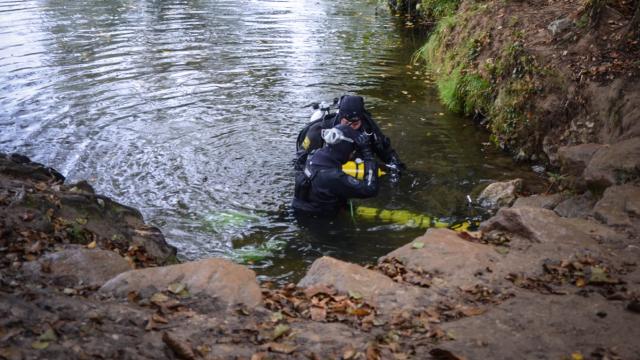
[355,206,477,232]
[342,160,386,180]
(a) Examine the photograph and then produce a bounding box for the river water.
[0,0,537,281]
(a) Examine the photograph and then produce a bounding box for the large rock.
[0,153,64,183]
[584,138,640,189]
[554,191,597,218]
[512,193,564,210]
[477,179,522,210]
[23,247,132,287]
[439,289,640,359]
[592,184,640,234]
[382,229,501,292]
[556,143,603,177]
[480,206,620,245]
[100,258,262,307]
[297,256,428,312]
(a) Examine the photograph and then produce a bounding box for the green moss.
[415,3,550,151]
[418,0,461,20]
[436,67,464,113]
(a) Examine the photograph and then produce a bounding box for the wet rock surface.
[477,178,523,210]
[2,153,640,359]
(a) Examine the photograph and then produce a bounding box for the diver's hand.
[387,152,406,172]
[354,133,373,159]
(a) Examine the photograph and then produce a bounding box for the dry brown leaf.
[304,284,336,298]
[460,306,485,317]
[152,313,169,324]
[262,342,297,354]
[162,332,195,360]
[251,352,269,360]
[310,306,327,321]
[366,343,380,360]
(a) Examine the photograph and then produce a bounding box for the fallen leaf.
[162,332,195,360]
[31,341,49,350]
[310,306,327,321]
[39,328,58,342]
[150,292,170,305]
[195,345,211,357]
[271,311,284,323]
[127,291,140,303]
[460,306,485,317]
[167,283,186,295]
[262,342,297,354]
[366,343,380,360]
[153,313,169,324]
[273,324,290,340]
[251,352,269,360]
[20,212,35,222]
[495,246,509,255]
[87,240,97,249]
[304,284,336,298]
[429,348,463,360]
[349,307,371,317]
[75,217,88,225]
[63,288,77,295]
[571,352,584,360]
[343,347,357,359]
[411,242,425,249]
[348,291,363,300]
[575,277,586,287]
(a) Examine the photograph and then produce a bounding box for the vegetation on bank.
[395,0,640,162]
[414,4,547,155]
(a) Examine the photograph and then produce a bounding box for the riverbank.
[393,0,639,169]
[2,147,639,359]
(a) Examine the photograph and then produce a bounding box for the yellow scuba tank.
[355,206,477,232]
[342,160,386,180]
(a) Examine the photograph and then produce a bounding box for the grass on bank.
[413,2,546,153]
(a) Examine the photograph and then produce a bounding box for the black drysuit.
[292,139,378,218]
[294,110,403,171]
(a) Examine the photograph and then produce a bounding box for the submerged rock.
[477,179,523,210]
[100,258,262,307]
[23,247,132,288]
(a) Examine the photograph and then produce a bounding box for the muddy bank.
[2,148,639,359]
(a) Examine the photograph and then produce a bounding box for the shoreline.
[1,152,638,358]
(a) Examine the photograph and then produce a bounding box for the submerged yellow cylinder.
[342,161,386,180]
[355,206,476,231]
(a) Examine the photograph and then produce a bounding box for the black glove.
[386,151,406,171]
[354,132,374,160]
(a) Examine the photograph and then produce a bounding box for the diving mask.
[321,127,354,145]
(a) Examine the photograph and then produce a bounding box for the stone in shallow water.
[477,179,523,210]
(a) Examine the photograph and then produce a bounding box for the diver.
[295,95,405,177]
[292,124,379,218]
